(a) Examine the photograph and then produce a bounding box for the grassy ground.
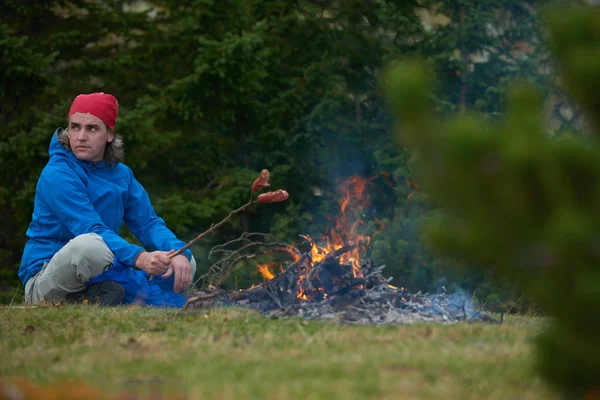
[0,304,557,400]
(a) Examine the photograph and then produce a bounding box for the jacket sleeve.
[39,170,146,268]
[123,172,193,261]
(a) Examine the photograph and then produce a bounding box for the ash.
[186,257,498,325]
[269,285,496,325]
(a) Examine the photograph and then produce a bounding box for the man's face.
[68,113,114,162]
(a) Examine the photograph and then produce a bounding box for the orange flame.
[298,175,378,292]
[331,175,376,277]
[257,262,276,281]
[281,174,392,302]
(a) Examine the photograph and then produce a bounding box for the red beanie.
[68,92,119,129]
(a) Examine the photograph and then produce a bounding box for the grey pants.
[24,233,196,304]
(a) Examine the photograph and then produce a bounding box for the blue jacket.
[19,130,192,307]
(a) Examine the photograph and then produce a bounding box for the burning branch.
[184,252,308,309]
[214,249,295,287]
[195,233,302,289]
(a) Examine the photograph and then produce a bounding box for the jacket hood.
[49,129,70,158]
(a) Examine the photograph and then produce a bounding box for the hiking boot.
[66,281,124,306]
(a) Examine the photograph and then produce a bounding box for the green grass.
[0,304,557,399]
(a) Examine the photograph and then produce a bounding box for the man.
[19,92,195,307]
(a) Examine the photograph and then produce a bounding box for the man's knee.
[29,234,114,302]
[68,233,114,277]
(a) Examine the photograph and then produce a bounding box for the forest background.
[0,0,588,310]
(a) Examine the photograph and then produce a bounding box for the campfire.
[183,174,495,324]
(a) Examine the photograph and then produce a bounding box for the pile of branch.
[185,241,374,311]
[183,243,498,325]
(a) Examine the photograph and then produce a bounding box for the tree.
[0,22,55,283]
[0,0,573,308]
[0,1,152,289]
[0,0,425,289]
[111,0,426,283]
[370,0,558,302]
[384,3,600,395]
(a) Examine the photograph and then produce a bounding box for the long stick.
[149,200,256,280]
[170,200,256,258]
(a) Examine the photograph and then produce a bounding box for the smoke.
[422,283,480,319]
[445,285,478,318]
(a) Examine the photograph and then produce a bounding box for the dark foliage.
[0,0,574,314]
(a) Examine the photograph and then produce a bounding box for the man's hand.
[135,251,171,276]
[162,253,193,293]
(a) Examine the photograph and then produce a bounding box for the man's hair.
[57,125,124,165]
